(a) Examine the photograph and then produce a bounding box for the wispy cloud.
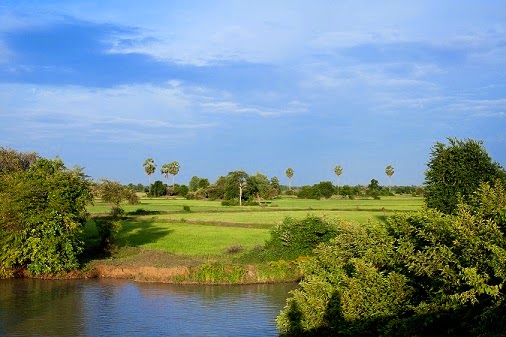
[200,100,307,117]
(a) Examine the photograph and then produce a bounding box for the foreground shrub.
[0,156,92,276]
[277,182,506,336]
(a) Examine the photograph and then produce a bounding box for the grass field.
[85,196,423,258]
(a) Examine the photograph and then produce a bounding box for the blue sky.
[1,1,505,187]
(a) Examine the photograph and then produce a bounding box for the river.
[0,278,297,337]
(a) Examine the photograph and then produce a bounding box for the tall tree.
[161,163,170,184]
[168,161,180,190]
[143,158,156,187]
[424,138,506,214]
[385,165,394,192]
[285,168,294,190]
[224,170,249,203]
[334,165,343,195]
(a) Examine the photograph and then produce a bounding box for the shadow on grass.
[127,208,161,216]
[80,218,172,262]
[116,219,173,247]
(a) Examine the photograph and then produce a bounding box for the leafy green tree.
[168,161,180,190]
[425,138,506,214]
[96,179,138,214]
[207,176,226,200]
[149,180,167,197]
[198,178,210,189]
[385,165,394,192]
[189,176,200,191]
[247,172,270,201]
[174,184,189,197]
[270,176,281,198]
[0,155,92,276]
[286,168,294,190]
[334,165,343,195]
[224,170,249,205]
[367,178,380,199]
[143,158,156,187]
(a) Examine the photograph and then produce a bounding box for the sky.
[1,1,505,187]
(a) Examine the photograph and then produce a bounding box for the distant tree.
[189,176,200,191]
[97,179,139,210]
[198,178,210,189]
[247,172,270,201]
[224,170,249,205]
[368,179,380,199]
[270,176,281,197]
[317,181,336,199]
[334,165,343,195]
[207,176,227,200]
[161,163,170,184]
[385,165,394,192]
[174,184,189,197]
[143,158,156,188]
[424,138,506,214]
[149,180,167,197]
[285,168,294,190]
[168,161,180,190]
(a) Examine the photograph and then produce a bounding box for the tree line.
[138,158,412,201]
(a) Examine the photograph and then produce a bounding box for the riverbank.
[7,247,302,285]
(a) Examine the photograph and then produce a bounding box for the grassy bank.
[82,196,423,284]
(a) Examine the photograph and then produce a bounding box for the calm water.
[0,278,297,337]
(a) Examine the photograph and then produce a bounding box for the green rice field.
[85,196,423,258]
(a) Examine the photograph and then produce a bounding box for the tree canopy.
[424,138,506,214]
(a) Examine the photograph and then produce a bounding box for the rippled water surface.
[0,278,297,336]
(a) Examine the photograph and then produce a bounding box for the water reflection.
[0,279,296,337]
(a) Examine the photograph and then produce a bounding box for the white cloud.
[0,83,217,143]
[0,81,308,144]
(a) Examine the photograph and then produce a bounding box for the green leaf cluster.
[424,138,506,214]
[0,153,92,276]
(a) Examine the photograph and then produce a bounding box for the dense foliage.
[257,215,338,261]
[298,182,336,199]
[277,181,506,336]
[0,152,92,276]
[424,138,506,214]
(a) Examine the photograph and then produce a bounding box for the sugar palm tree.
[334,165,343,195]
[161,163,170,184]
[168,161,180,190]
[385,165,395,192]
[285,168,294,190]
[143,158,156,187]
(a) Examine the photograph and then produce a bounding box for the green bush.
[221,199,239,206]
[0,155,92,276]
[94,218,122,253]
[262,215,338,261]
